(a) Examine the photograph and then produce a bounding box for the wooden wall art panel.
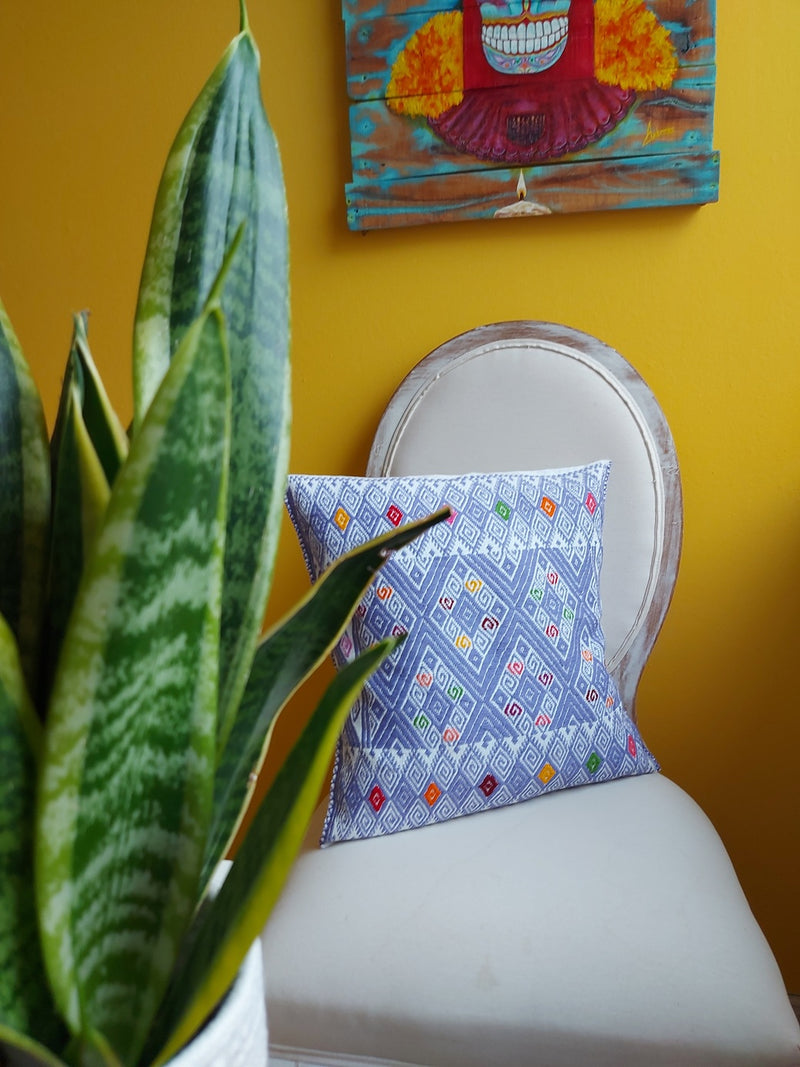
[342,0,719,230]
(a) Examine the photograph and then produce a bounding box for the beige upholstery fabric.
[263,775,799,1066]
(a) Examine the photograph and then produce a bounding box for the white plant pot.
[165,939,268,1067]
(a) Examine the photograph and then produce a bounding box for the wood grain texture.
[341,0,719,228]
[347,150,719,230]
[349,66,716,183]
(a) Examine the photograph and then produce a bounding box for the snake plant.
[0,7,445,1067]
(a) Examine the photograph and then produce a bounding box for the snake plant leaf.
[65,1026,124,1067]
[143,637,403,1067]
[0,299,50,698]
[0,615,65,1054]
[36,307,231,1067]
[132,9,290,755]
[43,329,114,705]
[200,507,452,887]
[0,1023,71,1067]
[58,313,129,489]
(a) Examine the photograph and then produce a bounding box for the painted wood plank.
[344,0,714,39]
[341,1,718,229]
[344,0,715,102]
[349,64,715,183]
[344,0,453,21]
[345,150,720,230]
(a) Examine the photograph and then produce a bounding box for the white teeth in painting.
[481,16,568,58]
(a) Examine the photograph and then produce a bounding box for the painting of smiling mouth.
[479,1,572,75]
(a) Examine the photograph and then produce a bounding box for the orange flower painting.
[594,0,678,90]
[387,13,463,117]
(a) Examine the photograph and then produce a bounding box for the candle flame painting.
[493,170,551,217]
[342,0,718,230]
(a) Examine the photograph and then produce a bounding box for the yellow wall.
[1,3,798,990]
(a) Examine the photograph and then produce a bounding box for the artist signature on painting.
[643,120,677,146]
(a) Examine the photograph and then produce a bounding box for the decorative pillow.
[285,463,658,846]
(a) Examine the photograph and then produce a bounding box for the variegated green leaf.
[43,322,115,703]
[201,508,451,887]
[144,637,403,1067]
[36,307,231,1067]
[0,616,65,1054]
[0,298,50,697]
[133,5,290,754]
[62,313,129,488]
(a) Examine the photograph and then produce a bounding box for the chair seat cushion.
[262,773,800,1067]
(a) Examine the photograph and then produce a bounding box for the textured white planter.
[166,939,268,1067]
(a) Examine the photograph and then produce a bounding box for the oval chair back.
[367,321,683,716]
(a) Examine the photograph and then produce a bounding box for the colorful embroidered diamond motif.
[334,506,350,531]
[425,782,442,806]
[495,499,511,520]
[538,763,557,785]
[586,752,602,774]
[540,495,557,518]
[586,491,598,515]
[479,775,498,797]
[386,504,403,527]
[370,786,386,813]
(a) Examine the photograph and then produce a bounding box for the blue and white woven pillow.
[285,463,658,846]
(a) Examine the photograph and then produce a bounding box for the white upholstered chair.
[262,323,800,1066]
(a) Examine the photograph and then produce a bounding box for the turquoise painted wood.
[342,0,719,230]
[346,150,720,230]
[350,64,716,183]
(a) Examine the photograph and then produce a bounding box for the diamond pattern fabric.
[285,463,658,845]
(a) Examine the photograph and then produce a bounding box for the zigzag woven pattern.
[286,464,658,845]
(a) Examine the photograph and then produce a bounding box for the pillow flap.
[285,463,658,845]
